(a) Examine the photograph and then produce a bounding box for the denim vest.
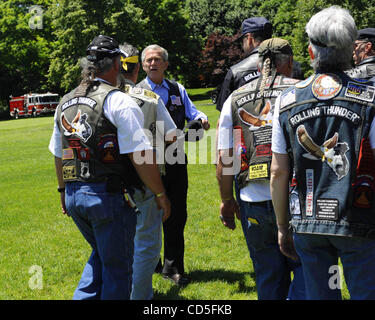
[279,72,375,239]
[231,74,299,189]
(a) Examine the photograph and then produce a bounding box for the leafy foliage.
[2,0,375,116]
[198,32,243,87]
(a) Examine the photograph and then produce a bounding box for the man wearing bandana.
[117,42,176,299]
[137,44,210,286]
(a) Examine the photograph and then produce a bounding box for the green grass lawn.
[0,88,348,300]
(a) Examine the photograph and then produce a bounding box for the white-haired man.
[271,6,375,299]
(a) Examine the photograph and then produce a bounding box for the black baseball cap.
[357,28,375,41]
[86,35,124,62]
[237,17,272,41]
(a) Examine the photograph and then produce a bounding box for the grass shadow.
[187,91,213,101]
[153,268,257,300]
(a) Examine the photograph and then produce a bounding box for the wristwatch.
[57,187,65,193]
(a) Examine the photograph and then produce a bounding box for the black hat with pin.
[86,35,124,62]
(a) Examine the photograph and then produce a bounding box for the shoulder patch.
[312,73,342,100]
[131,87,143,95]
[143,89,159,100]
[345,81,375,102]
[243,70,260,82]
[236,80,257,93]
[280,89,296,109]
[280,77,300,86]
[125,85,159,102]
[295,74,315,89]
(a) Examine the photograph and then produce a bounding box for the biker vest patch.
[296,124,349,180]
[311,73,342,100]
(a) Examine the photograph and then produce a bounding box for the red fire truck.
[9,92,59,119]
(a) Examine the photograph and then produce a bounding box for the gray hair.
[119,42,139,58]
[76,55,120,95]
[119,42,139,75]
[305,6,357,71]
[141,44,168,63]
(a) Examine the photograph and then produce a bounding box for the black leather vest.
[231,74,300,189]
[56,82,139,188]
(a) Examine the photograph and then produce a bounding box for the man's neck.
[123,77,136,87]
[148,75,164,85]
[97,73,116,86]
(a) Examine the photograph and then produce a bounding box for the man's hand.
[60,192,69,216]
[155,193,171,222]
[219,198,240,230]
[201,119,210,130]
[278,225,299,261]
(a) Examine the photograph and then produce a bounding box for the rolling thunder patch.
[289,105,361,127]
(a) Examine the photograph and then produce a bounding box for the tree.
[131,0,202,86]
[198,32,243,87]
[0,0,55,115]
[47,0,148,94]
[186,0,261,44]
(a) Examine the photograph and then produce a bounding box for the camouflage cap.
[258,38,293,57]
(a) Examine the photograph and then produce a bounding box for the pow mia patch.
[312,73,342,100]
[345,81,375,102]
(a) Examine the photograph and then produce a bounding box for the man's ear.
[134,63,140,75]
[364,42,373,55]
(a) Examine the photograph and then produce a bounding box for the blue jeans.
[131,188,163,300]
[240,200,305,300]
[294,233,375,300]
[65,182,137,300]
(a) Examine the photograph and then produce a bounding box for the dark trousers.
[161,161,188,275]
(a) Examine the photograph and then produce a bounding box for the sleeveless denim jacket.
[279,72,375,239]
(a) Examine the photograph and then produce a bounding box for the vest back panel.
[231,74,299,189]
[57,82,128,184]
[279,72,375,238]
